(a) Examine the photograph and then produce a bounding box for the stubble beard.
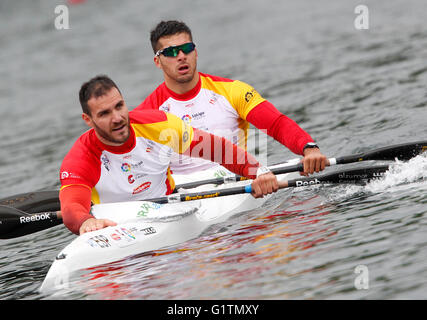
[93,118,130,145]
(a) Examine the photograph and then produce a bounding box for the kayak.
[39,160,300,292]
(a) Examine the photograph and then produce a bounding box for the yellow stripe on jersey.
[201,76,266,120]
[60,184,91,192]
[91,187,101,205]
[131,113,194,154]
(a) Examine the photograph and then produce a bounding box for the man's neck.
[164,72,200,95]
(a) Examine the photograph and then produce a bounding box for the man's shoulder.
[200,72,235,83]
[129,109,168,125]
[63,130,99,162]
[136,82,170,110]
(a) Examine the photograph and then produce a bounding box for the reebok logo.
[296,178,321,187]
[20,213,51,224]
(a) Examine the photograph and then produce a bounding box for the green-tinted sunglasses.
[155,42,196,57]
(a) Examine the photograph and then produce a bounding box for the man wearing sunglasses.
[135,20,327,176]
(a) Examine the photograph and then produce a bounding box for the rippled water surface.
[1,0,427,300]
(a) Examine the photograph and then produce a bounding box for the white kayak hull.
[40,162,300,292]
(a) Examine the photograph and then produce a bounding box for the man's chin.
[113,132,130,144]
[106,128,129,145]
[176,71,196,83]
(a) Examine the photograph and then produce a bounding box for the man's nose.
[176,49,186,60]
[111,109,123,122]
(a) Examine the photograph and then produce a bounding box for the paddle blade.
[0,190,60,213]
[287,164,390,188]
[363,141,427,161]
[0,205,62,239]
[337,141,427,164]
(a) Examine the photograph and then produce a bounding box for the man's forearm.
[59,185,93,234]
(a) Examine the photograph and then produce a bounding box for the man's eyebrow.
[115,100,124,107]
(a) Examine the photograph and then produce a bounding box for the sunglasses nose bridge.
[176,48,187,58]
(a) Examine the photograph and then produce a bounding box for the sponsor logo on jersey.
[101,154,111,171]
[245,89,256,102]
[121,163,131,172]
[132,181,151,194]
[121,161,144,173]
[183,131,189,143]
[128,175,135,184]
[181,114,192,124]
[60,171,81,180]
[191,111,205,121]
[209,93,219,104]
[159,104,170,112]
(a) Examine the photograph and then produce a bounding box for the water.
[1,0,427,300]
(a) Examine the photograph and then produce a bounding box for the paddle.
[0,206,62,239]
[0,164,390,239]
[174,140,427,190]
[146,164,391,204]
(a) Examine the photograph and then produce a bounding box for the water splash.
[365,153,427,193]
[323,153,427,202]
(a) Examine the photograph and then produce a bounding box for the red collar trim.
[164,73,201,101]
[92,125,136,154]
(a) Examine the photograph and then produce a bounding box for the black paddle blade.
[0,190,60,213]
[337,141,427,164]
[0,205,61,239]
[362,141,427,161]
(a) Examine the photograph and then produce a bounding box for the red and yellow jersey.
[60,110,193,204]
[135,73,266,174]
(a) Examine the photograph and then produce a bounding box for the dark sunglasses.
[155,42,196,57]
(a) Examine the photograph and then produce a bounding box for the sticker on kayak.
[108,227,138,248]
[137,202,163,218]
[87,235,111,248]
[140,227,156,235]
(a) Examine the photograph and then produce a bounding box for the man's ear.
[154,55,162,70]
[82,113,93,128]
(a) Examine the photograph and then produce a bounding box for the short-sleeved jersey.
[135,73,265,174]
[59,110,193,204]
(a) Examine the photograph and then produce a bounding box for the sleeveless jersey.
[59,110,193,204]
[135,73,265,174]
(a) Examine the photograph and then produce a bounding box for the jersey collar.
[93,124,136,154]
[164,73,201,101]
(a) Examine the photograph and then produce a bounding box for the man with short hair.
[136,20,327,176]
[60,75,279,235]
